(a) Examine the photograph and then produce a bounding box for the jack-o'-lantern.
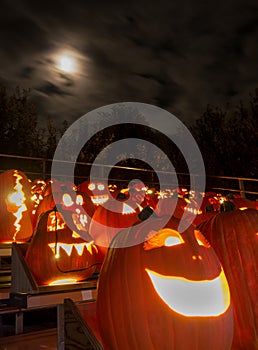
[31,179,46,201]
[33,183,95,234]
[198,208,258,349]
[25,208,99,286]
[97,216,234,350]
[89,198,140,262]
[78,180,110,207]
[0,169,33,243]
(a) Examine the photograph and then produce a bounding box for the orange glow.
[47,211,66,231]
[194,230,211,248]
[184,206,202,215]
[49,278,77,286]
[144,228,184,250]
[7,171,27,240]
[146,268,230,317]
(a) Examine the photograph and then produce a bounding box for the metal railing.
[0,153,257,199]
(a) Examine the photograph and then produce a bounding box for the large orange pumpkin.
[198,208,258,349]
[25,208,99,286]
[0,169,33,243]
[97,216,233,350]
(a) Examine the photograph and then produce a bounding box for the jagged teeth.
[48,242,96,257]
[91,195,109,204]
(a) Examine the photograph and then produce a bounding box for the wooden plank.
[64,298,103,350]
[0,244,12,256]
[11,243,38,293]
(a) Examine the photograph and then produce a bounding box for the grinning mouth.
[91,195,109,205]
[146,268,230,317]
[48,241,97,258]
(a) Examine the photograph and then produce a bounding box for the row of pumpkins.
[0,169,257,349]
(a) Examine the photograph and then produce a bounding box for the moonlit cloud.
[0,0,257,127]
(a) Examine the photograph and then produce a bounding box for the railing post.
[238,178,246,198]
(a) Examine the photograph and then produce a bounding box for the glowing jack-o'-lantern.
[25,208,98,286]
[78,180,110,207]
[97,216,233,350]
[198,208,258,349]
[0,169,33,243]
[33,183,95,235]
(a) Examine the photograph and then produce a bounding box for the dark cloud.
[0,0,257,128]
[19,66,35,79]
[36,81,73,96]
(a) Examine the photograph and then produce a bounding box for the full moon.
[56,53,77,73]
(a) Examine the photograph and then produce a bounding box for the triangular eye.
[62,193,73,207]
[144,228,184,250]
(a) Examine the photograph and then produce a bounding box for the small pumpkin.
[97,215,233,350]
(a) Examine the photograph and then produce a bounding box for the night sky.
[1,0,258,127]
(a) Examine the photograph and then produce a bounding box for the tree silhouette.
[0,85,44,157]
[190,89,258,178]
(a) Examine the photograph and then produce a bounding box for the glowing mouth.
[146,268,230,317]
[72,213,88,231]
[91,195,109,205]
[8,171,27,240]
[49,278,77,286]
[48,241,97,258]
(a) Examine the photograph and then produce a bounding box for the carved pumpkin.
[25,208,98,286]
[97,216,233,350]
[197,208,258,349]
[89,198,140,262]
[0,169,33,243]
[33,183,95,234]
